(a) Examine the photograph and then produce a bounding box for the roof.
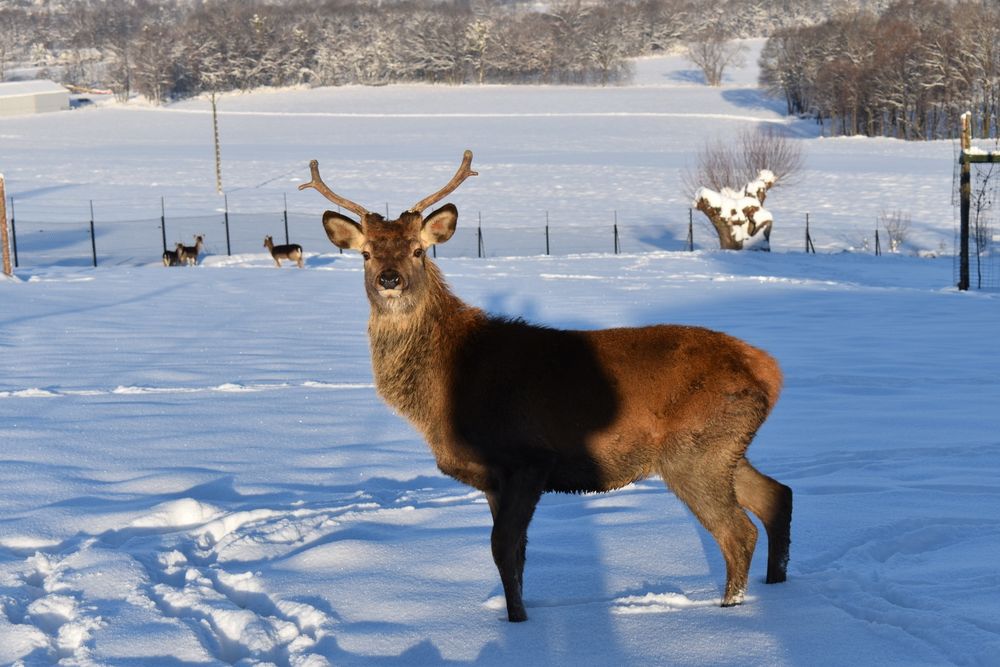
[0,80,69,98]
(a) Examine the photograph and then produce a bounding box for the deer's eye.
[362,251,371,261]
[413,248,424,258]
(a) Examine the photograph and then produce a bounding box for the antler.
[298,160,371,219]
[409,150,478,214]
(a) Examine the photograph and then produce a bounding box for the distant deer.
[300,151,792,622]
[162,242,186,267]
[264,235,304,268]
[181,234,205,265]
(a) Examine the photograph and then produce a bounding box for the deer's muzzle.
[377,269,404,294]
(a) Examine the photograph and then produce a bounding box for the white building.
[0,80,70,117]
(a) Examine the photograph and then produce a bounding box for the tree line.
[2,0,890,102]
[759,0,1000,140]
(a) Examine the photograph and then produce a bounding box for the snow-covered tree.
[694,171,776,250]
[687,126,803,250]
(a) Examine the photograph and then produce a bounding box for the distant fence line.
[5,195,996,291]
[4,196,717,268]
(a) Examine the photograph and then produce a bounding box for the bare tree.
[879,209,911,253]
[685,26,748,86]
[685,126,804,196]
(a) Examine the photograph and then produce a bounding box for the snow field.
[2,43,999,665]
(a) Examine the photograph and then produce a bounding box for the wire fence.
[4,195,995,290]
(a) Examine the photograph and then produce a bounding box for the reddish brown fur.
[308,156,791,623]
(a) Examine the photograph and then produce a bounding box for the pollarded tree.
[687,126,804,250]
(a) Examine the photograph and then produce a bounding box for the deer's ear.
[421,204,457,247]
[323,211,365,250]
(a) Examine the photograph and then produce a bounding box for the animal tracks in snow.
[0,551,106,664]
[1,481,491,665]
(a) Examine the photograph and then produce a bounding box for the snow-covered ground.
[2,45,999,665]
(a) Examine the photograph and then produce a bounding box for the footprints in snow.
[0,551,105,663]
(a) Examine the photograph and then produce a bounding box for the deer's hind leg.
[660,451,758,607]
[735,458,792,584]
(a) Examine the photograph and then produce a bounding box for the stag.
[300,151,792,622]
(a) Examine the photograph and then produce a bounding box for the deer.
[181,234,205,265]
[162,242,186,267]
[264,235,304,268]
[299,151,792,623]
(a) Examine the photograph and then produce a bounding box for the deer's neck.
[367,266,482,434]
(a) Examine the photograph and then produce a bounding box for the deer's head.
[300,151,477,313]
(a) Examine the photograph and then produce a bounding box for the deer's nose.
[378,270,403,290]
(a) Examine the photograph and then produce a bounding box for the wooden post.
[0,174,11,276]
[956,110,1000,290]
[211,90,223,194]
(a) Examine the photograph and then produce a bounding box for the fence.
[1,193,973,273]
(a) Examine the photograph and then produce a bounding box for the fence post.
[9,196,17,268]
[477,211,484,258]
[160,197,167,253]
[223,194,232,256]
[0,175,10,276]
[805,213,816,254]
[613,210,620,254]
[874,227,881,256]
[545,211,550,256]
[958,112,971,290]
[89,200,97,267]
[283,194,290,245]
[687,208,694,251]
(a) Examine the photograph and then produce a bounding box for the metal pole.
[613,210,620,254]
[687,208,694,251]
[477,211,483,258]
[545,211,550,256]
[160,197,167,252]
[9,197,17,268]
[875,227,881,256]
[283,193,290,245]
[89,200,97,267]
[224,194,232,256]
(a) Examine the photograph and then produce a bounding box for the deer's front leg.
[488,467,547,622]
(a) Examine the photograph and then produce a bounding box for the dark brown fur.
[317,187,791,624]
[181,234,204,265]
[162,242,185,267]
[264,235,304,268]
